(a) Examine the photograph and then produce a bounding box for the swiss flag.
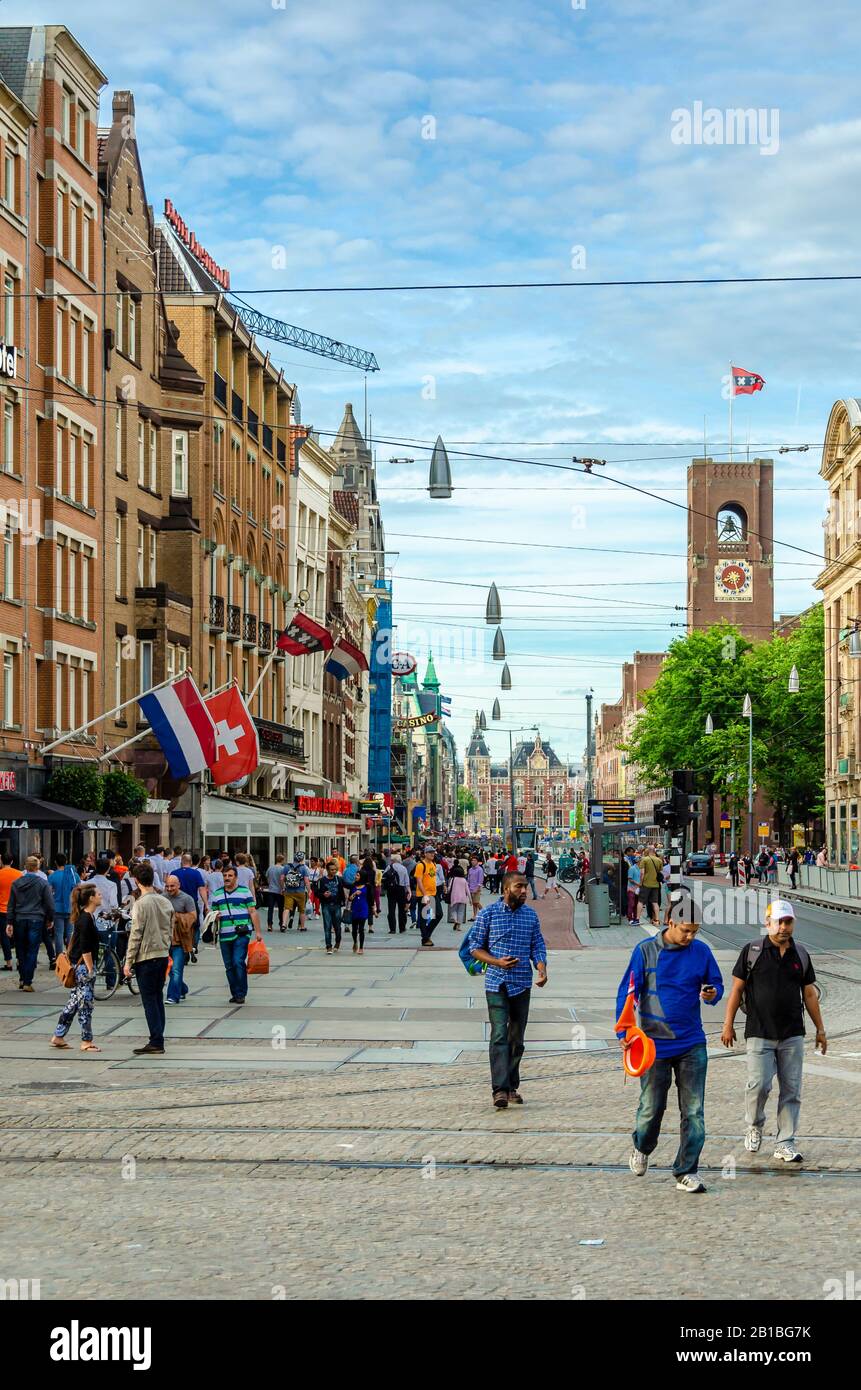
[205,685,260,787]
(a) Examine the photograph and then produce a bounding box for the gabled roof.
[0,27,37,107]
[332,490,360,527]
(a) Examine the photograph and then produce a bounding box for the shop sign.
[0,819,26,829]
[390,652,417,677]
[295,795,354,816]
[164,200,231,289]
[394,712,436,730]
[0,342,17,379]
[0,771,16,791]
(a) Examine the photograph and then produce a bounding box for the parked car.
[685,851,715,876]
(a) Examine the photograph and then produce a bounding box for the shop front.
[294,791,363,860]
[0,790,118,867]
[202,793,296,873]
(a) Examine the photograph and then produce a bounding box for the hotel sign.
[296,795,354,817]
[164,199,231,290]
[0,343,17,379]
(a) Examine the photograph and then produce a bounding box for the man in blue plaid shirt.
[470,871,548,1109]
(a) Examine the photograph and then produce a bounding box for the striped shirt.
[211,885,256,941]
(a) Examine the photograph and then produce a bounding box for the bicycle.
[93,908,139,1002]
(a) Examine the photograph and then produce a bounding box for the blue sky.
[7,0,856,764]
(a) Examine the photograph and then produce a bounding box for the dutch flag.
[325,636,369,682]
[139,674,217,779]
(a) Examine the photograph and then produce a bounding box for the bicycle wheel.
[124,967,139,996]
[93,944,121,1001]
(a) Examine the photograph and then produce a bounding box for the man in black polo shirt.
[721,899,826,1164]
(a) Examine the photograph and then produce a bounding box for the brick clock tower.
[687,457,774,639]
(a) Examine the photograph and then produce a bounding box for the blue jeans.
[167,945,189,1003]
[13,919,44,985]
[53,914,72,955]
[220,933,249,1001]
[526,877,537,899]
[633,1042,708,1177]
[321,902,342,949]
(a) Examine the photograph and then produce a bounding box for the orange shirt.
[0,865,22,914]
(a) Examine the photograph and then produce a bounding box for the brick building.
[464,721,577,836]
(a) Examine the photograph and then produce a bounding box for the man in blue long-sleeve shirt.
[615,910,723,1193]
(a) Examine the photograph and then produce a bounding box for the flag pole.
[728,362,733,463]
[247,651,276,705]
[98,678,236,762]
[38,672,188,755]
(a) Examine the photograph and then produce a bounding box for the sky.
[5,0,856,767]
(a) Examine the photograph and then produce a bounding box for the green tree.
[457,786,477,816]
[44,764,104,812]
[102,769,149,818]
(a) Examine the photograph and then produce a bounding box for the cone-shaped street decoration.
[486,582,502,625]
[492,698,501,721]
[851,628,861,660]
[788,664,800,694]
[501,662,512,691]
[479,709,487,730]
[492,627,506,661]
[428,435,452,498]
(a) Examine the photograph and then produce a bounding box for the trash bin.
[587,881,611,929]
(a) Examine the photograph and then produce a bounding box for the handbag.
[341,906,353,925]
[55,951,77,989]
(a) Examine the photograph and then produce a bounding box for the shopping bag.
[246,938,270,975]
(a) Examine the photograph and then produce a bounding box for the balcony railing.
[258,619,272,652]
[231,391,243,425]
[262,423,273,455]
[214,372,227,408]
[247,408,258,439]
[226,603,241,640]
[208,594,225,631]
[242,612,257,647]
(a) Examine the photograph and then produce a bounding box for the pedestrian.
[123,861,173,1055]
[342,854,360,890]
[495,854,506,895]
[446,862,470,930]
[485,852,498,894]
[147,845,168,887]
[318,859,345,953]
[6,855,55,991]
[281,851,311,931]
[373,855,383,920]
[50,882,101,1053]
[265,854,285,932]
[721,899,826,1164]
[815,846,827,868]
[46,852,81,956]
[349,880,370,954]
[766,848,778,886]
[358,854,377,931]
[467,853,485,919]
[210,862,263,1004]
[638,845,664,926]
[165,845,183,875]
[163,874,197,1005]
[728,850,740,888]
[414,848,442,946]
[523,851,538,900]
[576,850,590,902]
[308,857,322,917]
[802,846,814,867]
[742,852,754,885]
[0,851,22,972]
[619,902,723,1193]
[403,848,419,927]
[384,853,410,934]
[469,871,548,1109]
[626,855,641,923]
[756,848,769,884]
[788,846,800,890]
[542,851,560,898]
[174,853,209,953]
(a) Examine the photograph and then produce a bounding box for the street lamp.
[500,723,539,850]
[492,627,506,661]
[486,583,502,625]
[428,436,452,498]
[742,693,754,856]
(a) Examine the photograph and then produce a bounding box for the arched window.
[716,503,747,542]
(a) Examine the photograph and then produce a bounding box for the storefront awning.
[202,794,297,836]
[0,794,118,831]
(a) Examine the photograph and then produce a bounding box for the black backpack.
[739,938,811,1014]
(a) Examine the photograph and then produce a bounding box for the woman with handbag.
[50,883,102,1052]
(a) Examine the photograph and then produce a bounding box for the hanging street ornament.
[501,663,512,691]
[492,627,506,661]
[486,582,502,625]
[428,435,452,498]
[492,698,501,721]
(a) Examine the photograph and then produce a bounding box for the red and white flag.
[731,365,765,396]
[205,685,260,787]
[276,610,333,656]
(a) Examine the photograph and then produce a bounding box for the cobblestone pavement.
[0,888,858,1299]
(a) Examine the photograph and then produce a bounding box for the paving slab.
[348,1045,463,1065]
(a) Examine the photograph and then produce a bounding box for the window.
[68,430,76,500]
[56,306,64,376]
[56,187,65,259]
[136,525,144,585]
[69,196,79,266]
[62,89,72,144]
[68,313,76,384]
[115,408,123,474]
[115,293,123,354]
[128,299,136,361]
[247,451,256,518]
[81,436,90,508]
[2,649,14,726]
[172,431,188,496]
[81,550,89,620]
[3,399,14,474]
[1,519,13,598]
[231,437,241,502]
[114,638,123,708]
[82,324,91,392]
[149,426,158,490]
[55,423,64,492]
[55,539,64,612]
[4,272,15,345]
[82,214,91,279]
[3,150,15,213]
[213,422,225,494]
[147,529,157,587]
[208,643,216,694]
[138,640,153,694]
[114,514,125,596]
[137,420,145,485]
[76,104,87,160]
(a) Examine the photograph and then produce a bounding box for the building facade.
[463,720,577,836]
[687,455,775,639]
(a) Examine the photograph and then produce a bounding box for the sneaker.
[166,998,179,1005]
[629,1147,648,1176]
[493,1092,509,1109]
[773,1144,803,1163]
[326,948,333,954]
[744,1125,763,1153]
[132,1044,165,1055]
[675,1173,706,1193]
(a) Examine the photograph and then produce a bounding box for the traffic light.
[653,799,676,829]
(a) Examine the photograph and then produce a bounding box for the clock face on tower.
[714,558,753,601]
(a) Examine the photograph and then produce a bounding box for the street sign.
[758,823,770,837]
[588,798,635,825]
[720,818,731,830]
[590,806,604,825]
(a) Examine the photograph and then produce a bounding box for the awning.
[202,793,296,836]
[0,794,118,831]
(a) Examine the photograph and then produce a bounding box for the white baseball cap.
[766,899,795,922]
